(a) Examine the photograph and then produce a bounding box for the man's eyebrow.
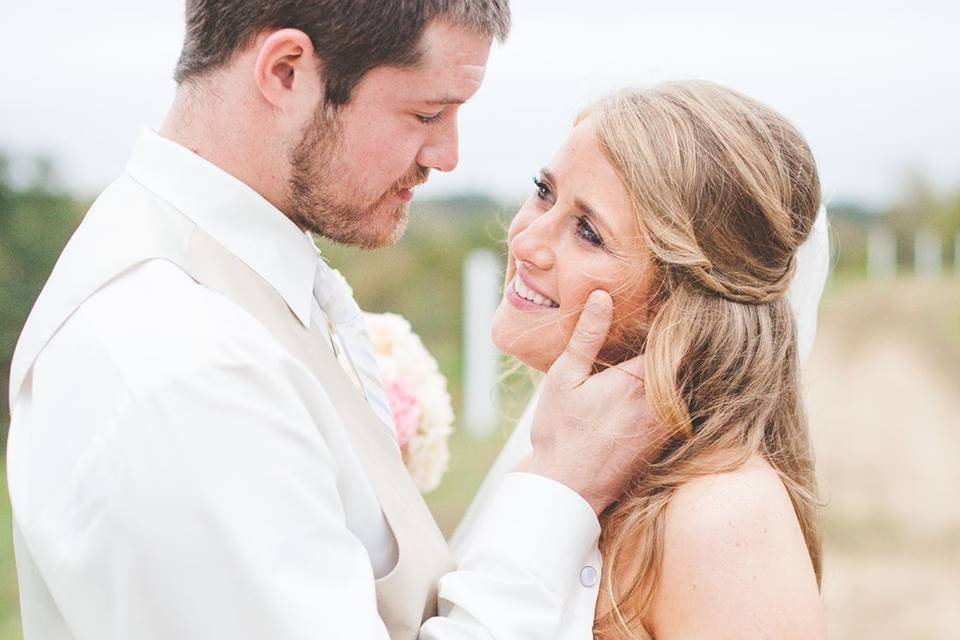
[541,168,615,238]
[422,96,467,106]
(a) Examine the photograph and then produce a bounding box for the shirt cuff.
[460,471,601,598]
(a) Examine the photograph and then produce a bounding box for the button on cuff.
[579,565,599,588]
[459,472,601,600]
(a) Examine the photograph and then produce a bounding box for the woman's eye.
[416,111,444,125]
[532,176,551,201]
[576,217,604,248]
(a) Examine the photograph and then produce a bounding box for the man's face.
[286,20,492,249]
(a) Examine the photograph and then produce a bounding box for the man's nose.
[416,117,459,172]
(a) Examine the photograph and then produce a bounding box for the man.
[6,2,655,639]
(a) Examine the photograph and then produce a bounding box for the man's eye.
[576,217,604,248]
[416,111,444,125]
[532,176,551,201]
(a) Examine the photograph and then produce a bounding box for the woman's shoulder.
[665,455,797,538]
[647,455,825,638]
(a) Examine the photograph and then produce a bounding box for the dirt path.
[804,279,960,639]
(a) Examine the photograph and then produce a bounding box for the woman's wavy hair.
[584,81,823,638]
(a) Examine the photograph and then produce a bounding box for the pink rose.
[384,376,421,451]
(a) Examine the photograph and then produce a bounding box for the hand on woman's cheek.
[490,116,652,372]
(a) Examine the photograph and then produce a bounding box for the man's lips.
[395,180,426,202]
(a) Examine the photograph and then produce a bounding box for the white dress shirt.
[6,129,602,639]
[452,206,831,639]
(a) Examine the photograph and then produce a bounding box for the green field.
[0,458,21,639]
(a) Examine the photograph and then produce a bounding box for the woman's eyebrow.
[576,197,614,238]
[541,168,614,237]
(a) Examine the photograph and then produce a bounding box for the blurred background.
[1,1,958,638]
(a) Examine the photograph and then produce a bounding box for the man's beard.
[286,105,429,250]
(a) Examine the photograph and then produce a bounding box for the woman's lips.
[506,274,559,311]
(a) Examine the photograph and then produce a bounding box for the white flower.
[363,311,455,493]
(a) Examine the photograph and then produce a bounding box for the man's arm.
[422,291,656,638]
[16,272,659,639]
[421,473,600,638]
[22,323,611,639]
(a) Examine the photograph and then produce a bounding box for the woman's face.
[491,116,655,372]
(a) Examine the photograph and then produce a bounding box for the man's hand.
[520,290,659,516]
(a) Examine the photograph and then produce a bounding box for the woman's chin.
[491,305,560,373]
[491,331,551,373]
[516,353,551,373]
[506,351,552,374]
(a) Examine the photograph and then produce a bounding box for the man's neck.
[159,83,289,213]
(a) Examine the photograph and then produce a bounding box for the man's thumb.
[553,290,613,381]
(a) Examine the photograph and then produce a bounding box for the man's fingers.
[590,354,647,401]
[612,354,645,388]
[552,290,614,383]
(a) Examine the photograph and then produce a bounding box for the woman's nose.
[510,213,556,271]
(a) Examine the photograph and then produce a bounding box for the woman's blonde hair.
[583,81,823,638]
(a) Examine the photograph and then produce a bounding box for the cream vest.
[9,178,456,638]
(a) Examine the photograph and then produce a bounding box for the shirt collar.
[124,128,317,327]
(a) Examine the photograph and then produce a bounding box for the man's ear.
[253,28,322,113]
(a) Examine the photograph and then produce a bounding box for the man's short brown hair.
[174,0,510,105]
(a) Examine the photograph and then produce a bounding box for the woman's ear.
[253,28,322,115]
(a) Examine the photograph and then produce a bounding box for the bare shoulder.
[647,456,825,639]
[665,455,799,544]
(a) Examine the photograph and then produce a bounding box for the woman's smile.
[506,269,560,311]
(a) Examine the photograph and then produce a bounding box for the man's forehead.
[420,59,487,101]
[452,62,487,84]
[417,21,491,86]
[398,69,484,111]
[360,20,491,106]
[420,19,492,61]
[425,67,487,106]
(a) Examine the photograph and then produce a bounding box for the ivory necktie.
[312,252,397,436]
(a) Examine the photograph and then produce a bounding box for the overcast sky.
[1,0,957,207]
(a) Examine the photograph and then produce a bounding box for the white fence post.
[463,250,501,438]
[867,226,897,280]
[915,227,942,278]
[955,232,960,278]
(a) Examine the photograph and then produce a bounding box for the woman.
[486,81,827,638]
